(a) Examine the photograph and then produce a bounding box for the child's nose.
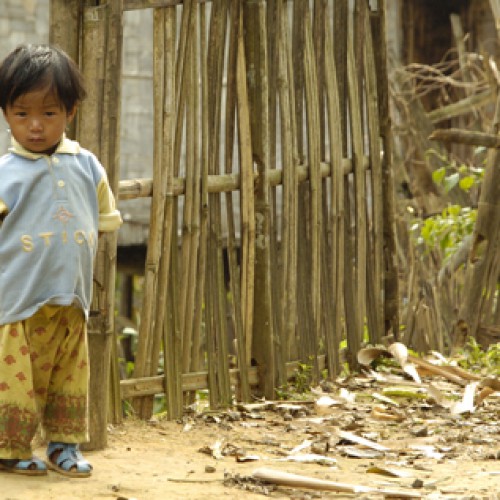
[29,119,43,131]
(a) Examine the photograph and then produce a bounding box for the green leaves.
[431,153,484,194]
[412,205,477,262]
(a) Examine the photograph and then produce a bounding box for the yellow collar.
[9,134,81,159]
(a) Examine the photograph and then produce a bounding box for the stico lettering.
[21,230,96,252]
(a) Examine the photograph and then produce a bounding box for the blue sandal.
[46,442,92,478]
[0,456,48,476]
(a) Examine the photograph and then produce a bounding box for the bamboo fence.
[50,0,398,446]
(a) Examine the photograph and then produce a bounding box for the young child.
[0,44,122,477]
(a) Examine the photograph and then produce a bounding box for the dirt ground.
[2,375,499,499]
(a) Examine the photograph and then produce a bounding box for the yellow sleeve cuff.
[97,178,123,232]
[0,199,7,216]
[0,199,8,226]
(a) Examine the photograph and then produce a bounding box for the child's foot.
[46,442,92,478]
[0,456,48,475]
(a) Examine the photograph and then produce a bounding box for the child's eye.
[15,112,26,117]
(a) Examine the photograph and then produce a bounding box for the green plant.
[294,361,313,393]
[427,148,485,195]
[457,337,500,375]
[411,204,477,262]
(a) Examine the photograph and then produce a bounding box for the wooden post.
[79,0,123,450]
[49,0,82,140]
[376,0,400,341]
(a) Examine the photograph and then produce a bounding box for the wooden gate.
[50,0,398,449]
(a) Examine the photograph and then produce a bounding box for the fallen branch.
[252,467,422,497]
[429,128,500,147]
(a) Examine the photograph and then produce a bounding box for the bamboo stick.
[190,1,208,377]
[376,1,400,340]
[324,18,344,378]
[132,7,168,418]
[293,0,311,367]
[228,0,251,401]
[206,0,231,408]
[158,5,181,419]
[243,0,275,399]
[303,7,322,380]
[346,16,366,369]
[363,7,384,344]
[178,0,199,376]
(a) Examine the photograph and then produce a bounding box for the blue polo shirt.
[0,136,122,325]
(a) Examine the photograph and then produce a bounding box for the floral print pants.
[0,305,89,459]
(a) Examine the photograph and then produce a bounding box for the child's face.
[3,85,76,155]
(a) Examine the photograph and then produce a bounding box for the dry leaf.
[371,405,405,421]
[357,347,390,366]
[451,382,478,414]
[366,465,415,478]
[276,454,338,466]
[389,343,422,383]
[337,430,390,452]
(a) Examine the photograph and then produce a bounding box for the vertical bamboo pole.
[267,0,281,372]
[159,5,181,419]
[292,0,310,366]
[234,1,253,401]
[276,0,298,384]
[178,0,199,374]
[324,22,344,377]
[303,6,322,380]
[377,0,400,340]
[314,0,335,382]
[363,6,385,344]
[285,1,299,365]
[224,0,251,402]
[346,18,366,368]
[181,3,202,382]
[243,0,275,398]
[191,2,208,375]
[206,0,231,408]
[132,7,168,417]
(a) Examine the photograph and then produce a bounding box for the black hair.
[0,44,86,112]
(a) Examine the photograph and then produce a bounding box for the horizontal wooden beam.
[118,156,367,200]
[120,356,325,398]
[123,0,208,10]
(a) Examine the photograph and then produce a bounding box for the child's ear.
[67,105,78,123]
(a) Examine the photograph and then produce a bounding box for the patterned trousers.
[0,305,89,459]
